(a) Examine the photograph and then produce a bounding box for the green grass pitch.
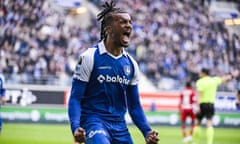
[0,123,239,144]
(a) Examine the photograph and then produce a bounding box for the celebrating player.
[68,1,159,144]
[193,68,239,144]
[179,81,197,143]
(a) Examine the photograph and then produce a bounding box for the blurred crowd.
[0,0,99,85]
[0,0,239,90]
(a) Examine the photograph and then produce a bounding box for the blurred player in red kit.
[179,81,197,143]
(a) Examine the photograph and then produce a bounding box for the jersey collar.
[98,41,128,57]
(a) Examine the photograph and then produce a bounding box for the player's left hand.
[145,130,159,144]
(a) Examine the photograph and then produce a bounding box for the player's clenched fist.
[74,127,86,143]
[145,130,159,144]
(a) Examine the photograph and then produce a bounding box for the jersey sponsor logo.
[97,74,130,85]
[88,130,106,138]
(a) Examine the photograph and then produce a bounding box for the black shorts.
[196,103,215,121]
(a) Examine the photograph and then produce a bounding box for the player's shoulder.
[196,77,207,83]
[212,76,221,81]
[125,51,138,65]
[196,78,202,84]
[81,47,97,57]
[77,47,97,63]
[196,78,205,88]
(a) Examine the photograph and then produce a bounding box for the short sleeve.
[213,76,222,86]
[128,55,140,85]
[72,48,96,82]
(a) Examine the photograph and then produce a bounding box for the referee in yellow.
[193,68,239,144]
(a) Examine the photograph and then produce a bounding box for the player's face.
[110,13,132,48]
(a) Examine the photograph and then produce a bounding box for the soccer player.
[193,68,239,144]
[179,81,196,143]
[68,1,159,144]
[0,75,6,134]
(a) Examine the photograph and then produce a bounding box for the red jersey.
[179,87,196,110]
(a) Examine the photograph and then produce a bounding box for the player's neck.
[104,39,123,56]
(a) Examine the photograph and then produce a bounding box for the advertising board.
[1,107,240,127]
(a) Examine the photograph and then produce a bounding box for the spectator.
[0,0,239,91]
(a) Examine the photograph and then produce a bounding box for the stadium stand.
[0,0,239,91]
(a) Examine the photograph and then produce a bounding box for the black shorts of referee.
[196,103,215,121]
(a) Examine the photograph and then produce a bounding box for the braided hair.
[97,0,127,41]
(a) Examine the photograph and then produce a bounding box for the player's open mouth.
[122,30,131,43]
[123,30,131,37]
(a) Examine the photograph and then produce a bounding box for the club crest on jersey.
[124,65,131,76]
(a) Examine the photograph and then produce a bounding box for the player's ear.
[105,26,112,35]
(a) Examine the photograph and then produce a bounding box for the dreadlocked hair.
[97,0,126,41]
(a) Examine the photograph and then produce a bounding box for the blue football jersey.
[0,75,5,97]
[0,78,2,94]
[72,41,140,122]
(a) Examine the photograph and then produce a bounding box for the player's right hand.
[74,127,86,143]
[145,130,159,144]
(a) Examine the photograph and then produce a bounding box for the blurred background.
[0,0,240,142]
